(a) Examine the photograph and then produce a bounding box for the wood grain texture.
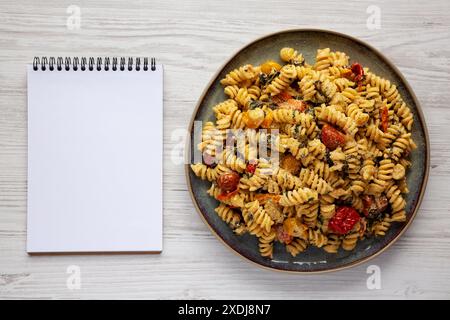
[1,0,450,299]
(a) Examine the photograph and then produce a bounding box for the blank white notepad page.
[27,65,163,253]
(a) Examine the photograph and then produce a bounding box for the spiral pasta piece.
[308,229,328,247]
[190,163,217,181]
[310,159,337,183]
[220,64,258,86]
[280,47,304,65]
[224,85,239,99]
[360,159,377,181]
[280,121,318,139]
[286,238,308,257]
[323,234,342,253]
[377,159,394,183]
[334,78,355,91]
[270,167,303,192]
[365,121,385,147]
[316,77,337,101]
[350,179,367,195]
[299,168,332,195]
[368,178,387,196]
[391,133,410,161]
[279,188,318,207]
[342,231,359,251]
[393,101,413,130]
[273,111,317,137]
[364,71,391,92]
[364,84,382,101]
[319,197,335,218]
[221,149,246,173]
[318,105,358,136]
[329,51,349,67]
[259,228,277,258]
[346,103,369,127]
[296,201,319,227]
[386,184,406,219]
[371,217,391,236]
[264,200,284,224]
[243,200,274,233]
[238,160,272,191]
[215,107,246,130]
[265,64,297,96]
[381,124,402,147]
[298,76,317,102]
[235,87,255,109]
[214,204,245,233]
[314,48,331,71]
[197,121,225,156]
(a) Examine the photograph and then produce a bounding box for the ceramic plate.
[185,29,429,273]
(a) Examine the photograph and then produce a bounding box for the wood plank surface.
[0,0,449,299]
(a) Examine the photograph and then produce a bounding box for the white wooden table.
[1,0,449,299]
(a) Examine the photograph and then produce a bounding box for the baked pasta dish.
[190,47,416,258]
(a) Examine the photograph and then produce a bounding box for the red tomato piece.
[362,195,373,217]
[341,68,353,79]
[328,206,361,235]
[216,189,239,201]
[321,124,346,150]
[351,62,364,82]
[217,172,240,193]
[278,91,292,101]
[276,224,293,244]
[245,163,257,175]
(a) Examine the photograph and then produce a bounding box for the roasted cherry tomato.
[276,224,293,244]
[381,106,389,132]
[321,124,346,150]
[328,206,361,235]
[362,194,373,209]
[362,195,377,217]
[217,172,240,194]
[216,189,239,201]
[260,60,282,74]
[362,194,388,219]
[245,163,257,175]
[350,62,364,82]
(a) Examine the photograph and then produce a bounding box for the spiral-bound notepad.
[27,57,163,253]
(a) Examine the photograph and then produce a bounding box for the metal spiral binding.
[32,57,156,71]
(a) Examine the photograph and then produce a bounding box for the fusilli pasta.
[191,47,415,258]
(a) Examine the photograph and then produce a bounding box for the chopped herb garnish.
[248,100,265,110]
[260,70,280,86]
